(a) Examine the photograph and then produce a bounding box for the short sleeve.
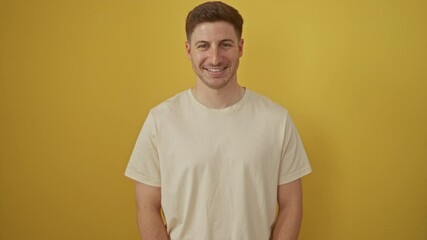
[125,112,161,187]
[278,113,312,185]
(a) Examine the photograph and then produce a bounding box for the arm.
[134,181,169,240]
[270,179,303,240]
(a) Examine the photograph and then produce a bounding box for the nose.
[210,47,221,65]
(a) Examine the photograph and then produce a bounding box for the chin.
[203,79,231,90]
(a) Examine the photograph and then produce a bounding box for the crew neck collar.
[187,87,249,114]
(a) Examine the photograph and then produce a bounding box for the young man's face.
[186,21,243,90]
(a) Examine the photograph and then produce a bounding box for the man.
[125,2,312,239]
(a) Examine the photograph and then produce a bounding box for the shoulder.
[245,89,289,118]
[149,89,191,118]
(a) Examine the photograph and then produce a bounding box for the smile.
[204,67,227,72]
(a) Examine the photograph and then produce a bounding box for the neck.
[192,81,245,109]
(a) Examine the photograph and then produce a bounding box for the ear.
[238,38,244,57]
[185,41,191,59]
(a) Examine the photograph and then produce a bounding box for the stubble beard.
[196,62,239,90]
[199,74,233,90]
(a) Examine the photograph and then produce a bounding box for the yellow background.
[1,0,426,239]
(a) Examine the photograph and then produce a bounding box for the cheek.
[226,54,240,63]
[190,57,203,70]
[191,53,206,64]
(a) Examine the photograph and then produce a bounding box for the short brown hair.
[185,1,244,41]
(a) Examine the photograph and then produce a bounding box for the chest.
[157,115,283,178]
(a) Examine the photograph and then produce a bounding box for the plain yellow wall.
[1,0,426,239]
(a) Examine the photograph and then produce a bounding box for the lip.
[203,66,228,76]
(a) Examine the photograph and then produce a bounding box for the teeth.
[206,67,225,72]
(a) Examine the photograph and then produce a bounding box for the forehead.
[190,21,238,43]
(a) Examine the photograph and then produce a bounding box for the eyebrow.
[194,39,235,45]
[220,39,235,43]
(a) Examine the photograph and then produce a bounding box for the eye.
[221,42,233,47]
[197,43,208,49]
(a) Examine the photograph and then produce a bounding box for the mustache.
[203,64,228,68]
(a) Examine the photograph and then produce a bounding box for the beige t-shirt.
[125,89,312,240]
